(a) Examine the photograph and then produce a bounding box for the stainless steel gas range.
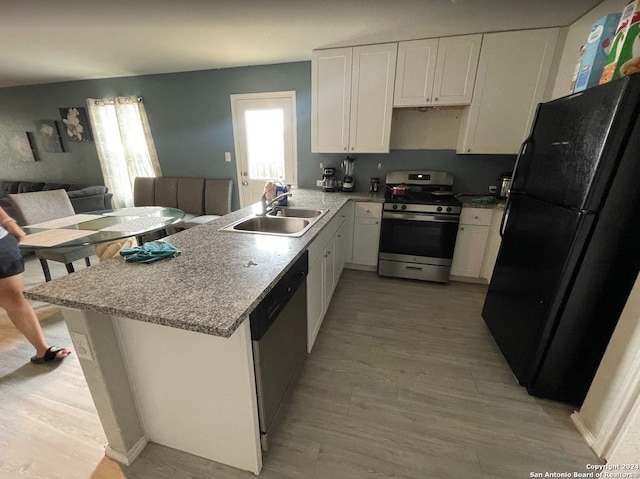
[378,170,461,283]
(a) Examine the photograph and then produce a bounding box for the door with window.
[230,92,297,208]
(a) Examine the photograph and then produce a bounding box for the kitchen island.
[24,188,382,474]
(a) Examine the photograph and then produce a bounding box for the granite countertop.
[24,188,384,338]
[458,195,505,209]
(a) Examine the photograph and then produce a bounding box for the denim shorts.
[0,234,25,279]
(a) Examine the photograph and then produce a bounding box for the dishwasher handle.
[250,250,308,341]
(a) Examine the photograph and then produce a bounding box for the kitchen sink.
[268,207,327,218]
[234,216,309,234]
[221,206,328,237]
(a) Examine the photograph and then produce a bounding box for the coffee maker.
[342,156,355,192]
[322,167,338,192]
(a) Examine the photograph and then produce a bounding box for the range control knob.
[437,206,443,212]
[401,204,407,210]
[446,207,452,212]
[392,204,398,210]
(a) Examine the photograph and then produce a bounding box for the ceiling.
[0,0,604,88]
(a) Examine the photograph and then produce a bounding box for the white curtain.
[87,96,162,207]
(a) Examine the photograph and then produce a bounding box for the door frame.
[230,91,298,208]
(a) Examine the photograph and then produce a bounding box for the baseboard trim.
[344,263,376,272]
[105,435,149,466]
[571,411,596,450]
[449,275,489,285]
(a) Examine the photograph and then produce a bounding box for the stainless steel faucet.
[259,191,293,216]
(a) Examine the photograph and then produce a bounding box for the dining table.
[18,206,185,261]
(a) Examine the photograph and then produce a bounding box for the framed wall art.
[59,106,93,142]
[7,132,37,162]
[34,119,64,152]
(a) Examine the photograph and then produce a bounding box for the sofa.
[0,181,113,225]
[133,176,233,228]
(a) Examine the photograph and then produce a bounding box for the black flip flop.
[30,346,71,364]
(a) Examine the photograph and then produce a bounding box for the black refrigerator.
[482,75,640,406]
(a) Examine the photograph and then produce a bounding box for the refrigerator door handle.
[499,197,510,237]
[500,137,532,238]
[511,137,534,189]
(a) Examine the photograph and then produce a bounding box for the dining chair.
[8,189,95,282]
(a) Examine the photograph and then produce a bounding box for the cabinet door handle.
[406,266,423,271]
[434,98,438,102]
[460,227,465,231]
[474,216,479,219]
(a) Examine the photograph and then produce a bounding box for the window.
[87,96,161,207]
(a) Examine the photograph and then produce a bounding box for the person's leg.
[0,273,70,361]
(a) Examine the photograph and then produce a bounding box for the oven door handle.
[382,212,460,223]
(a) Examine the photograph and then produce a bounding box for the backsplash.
[300,149,517,195]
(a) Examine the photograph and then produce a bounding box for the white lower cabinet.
[450,207,493,279]
[480,206,504,282]
[306,254,325,352]
[306,202,353,352]
[350,202,382,268]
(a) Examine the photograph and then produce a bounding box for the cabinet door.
[457,28,559,154]
[352,217,381,266]
[324,240,336,302]
[335,219,349,278]
[340,202,355,264]
[450,224,490,277]
[432,34,482,106]
[307,255,325,352]
[394,38,439,107]
[481,206,504,281]
[349,43,398,153]
[311,48,353,153]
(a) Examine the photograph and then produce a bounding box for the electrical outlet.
[316,180,323,187]
[224,152,232,162]
[489,185,497,194]
[70,332,94,361]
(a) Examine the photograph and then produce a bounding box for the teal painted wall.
[0,61,515,210]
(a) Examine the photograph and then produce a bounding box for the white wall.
[607,399,640,463]
[551,0,630,99]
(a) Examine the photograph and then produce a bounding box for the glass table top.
[19,206,185,249]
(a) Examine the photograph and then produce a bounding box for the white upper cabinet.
[312,43,397,153]
[394,39,438,106]
[394,34,482,107]
[457,28,559,154]
[311,48,352,153]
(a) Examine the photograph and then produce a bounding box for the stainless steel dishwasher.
[250,251,308,450]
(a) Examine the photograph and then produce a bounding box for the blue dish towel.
[119,241,181,263]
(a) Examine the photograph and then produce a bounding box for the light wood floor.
[0,257,600,478]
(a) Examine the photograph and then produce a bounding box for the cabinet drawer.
[355,202,382,218]
[460,207,492,226]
